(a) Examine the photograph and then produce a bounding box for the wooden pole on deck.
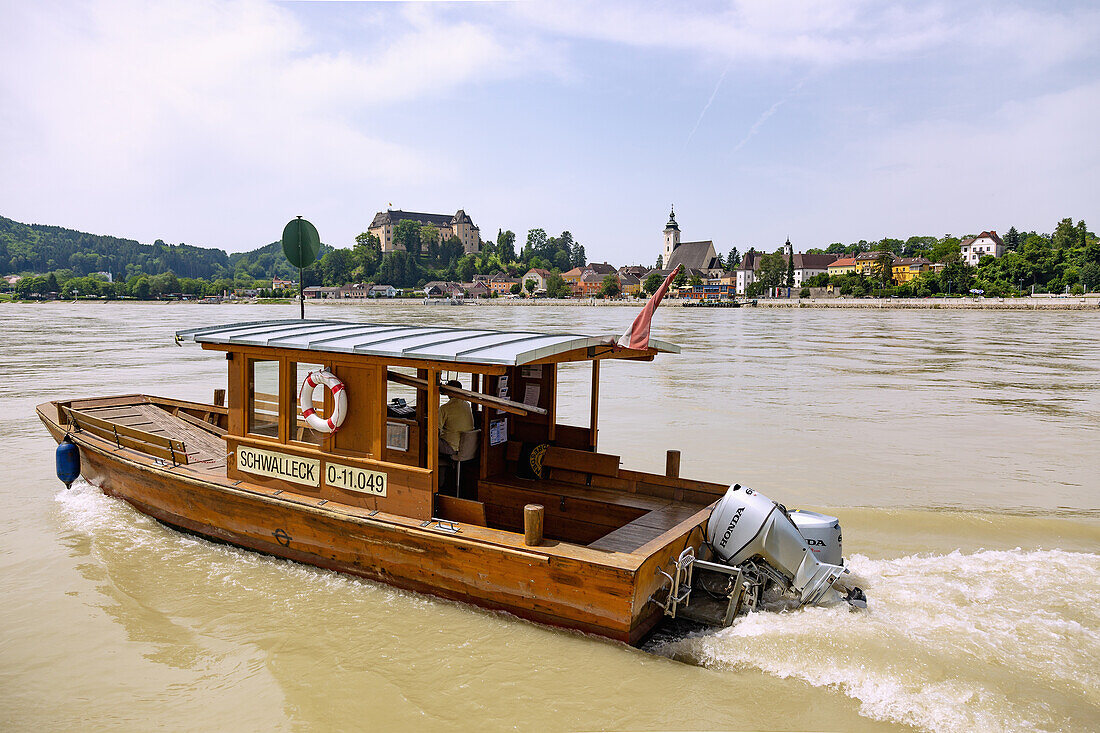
[213,389,225,407]
[589,359,600,450]
[665,449,681,478]
[524,504,544,546]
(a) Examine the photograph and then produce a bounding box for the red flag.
[617,265,681,350]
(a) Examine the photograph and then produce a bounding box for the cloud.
[0,0,549,249]
[512,1,1100,71]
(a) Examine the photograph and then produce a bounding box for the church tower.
[784,237,793,260]
[662,206,680,268]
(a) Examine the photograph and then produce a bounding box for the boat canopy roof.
[176,319,680,367]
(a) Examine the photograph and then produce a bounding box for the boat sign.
[237,446,320,487]
[326,462,387,496]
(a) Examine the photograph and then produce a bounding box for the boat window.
[293,362,328,446]
[248,359,280,437]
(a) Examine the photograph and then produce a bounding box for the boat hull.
[39,407,679,644]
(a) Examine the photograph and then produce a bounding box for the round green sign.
[282,217,320,269]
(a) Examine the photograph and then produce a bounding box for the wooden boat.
[38,319,738,644]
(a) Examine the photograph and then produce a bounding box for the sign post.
[281,216,320,320]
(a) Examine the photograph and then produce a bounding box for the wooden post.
[589,359,600,449]
[427,369,439,495]
[665,449,681,478]
[523,504,544,546]
[213,389,226,407]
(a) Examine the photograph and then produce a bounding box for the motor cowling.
[706,485,853,607]
[788,509,842,566]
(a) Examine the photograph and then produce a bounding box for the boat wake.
[652,548,1100,733]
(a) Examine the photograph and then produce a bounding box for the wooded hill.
[0,215,331,281]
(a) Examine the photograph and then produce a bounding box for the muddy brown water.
[1,302,1097,732]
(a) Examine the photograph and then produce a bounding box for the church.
[660,207,724,276]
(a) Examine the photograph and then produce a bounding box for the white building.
[733,241,838,295]
[959,231,1005,265]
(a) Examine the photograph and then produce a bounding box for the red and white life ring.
[298,370,347,433]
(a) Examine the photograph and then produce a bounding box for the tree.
[941,256,974,294]
[353,232,381,276]
[598,274,621,298]
[419,224,440,262]
[320,249,356,286]
[1005,227,1020,250]
[930,237,961,263]
[873,251,895,288]
[643,272,662,295]
[524,278,536,295]
[689,274,703,288]
[1053,218,1078,251]
[1080,261,1100,292]
[393,220,420,256]
[726,247,740,269]
[785,253,795,288]
[655,254,663,270]
[524,229,548,261]
[496,230,516,262]
[510,282,522,295]
[673,269,687,287]
[546,273,569,298]
[757,253,786,292]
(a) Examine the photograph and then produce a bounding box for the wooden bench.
[62,406,190,464]
[588,503,707,554]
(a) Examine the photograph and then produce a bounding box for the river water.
[1,302,1097,732]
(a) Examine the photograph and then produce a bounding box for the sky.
[1,0,1098,265]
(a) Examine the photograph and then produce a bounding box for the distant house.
[369,209,480,255]
[340,284,370,299]
[272,277,295,290]
[574,270,608,297]
[960,231,1005,265]
[618,272,641,296]
[369,285,398,298]
[487,275,519,295]
[827,257,858,277]
[304,286,341,299]
[232,288,259,299]
[462,282,489,299]
[520,268,552,293]
[853,251,895,277]
[424,281,465,298]
[892,257,933,284]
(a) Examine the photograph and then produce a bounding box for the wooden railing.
[62,406,190,465]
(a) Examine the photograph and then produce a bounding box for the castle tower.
[662,206,680,267]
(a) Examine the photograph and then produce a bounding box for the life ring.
[298,370,347,433]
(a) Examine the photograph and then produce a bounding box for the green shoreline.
[5,296,1099,310]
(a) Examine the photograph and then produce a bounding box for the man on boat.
[438,379,474,459]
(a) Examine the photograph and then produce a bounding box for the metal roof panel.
[176,319,680,365]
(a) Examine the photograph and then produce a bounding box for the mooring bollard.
[665,449,681,478]
[524,504,544,546]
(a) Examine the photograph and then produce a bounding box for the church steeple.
[663,205,681,266]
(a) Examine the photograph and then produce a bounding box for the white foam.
[655,549,1100,733]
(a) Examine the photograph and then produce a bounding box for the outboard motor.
[706,485,865,609]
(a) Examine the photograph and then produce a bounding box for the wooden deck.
[75,401,228,474]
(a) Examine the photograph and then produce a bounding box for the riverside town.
[3,208,1098,305]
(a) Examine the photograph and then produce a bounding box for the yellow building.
[892,257,932,284]
[827,256,858,276]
